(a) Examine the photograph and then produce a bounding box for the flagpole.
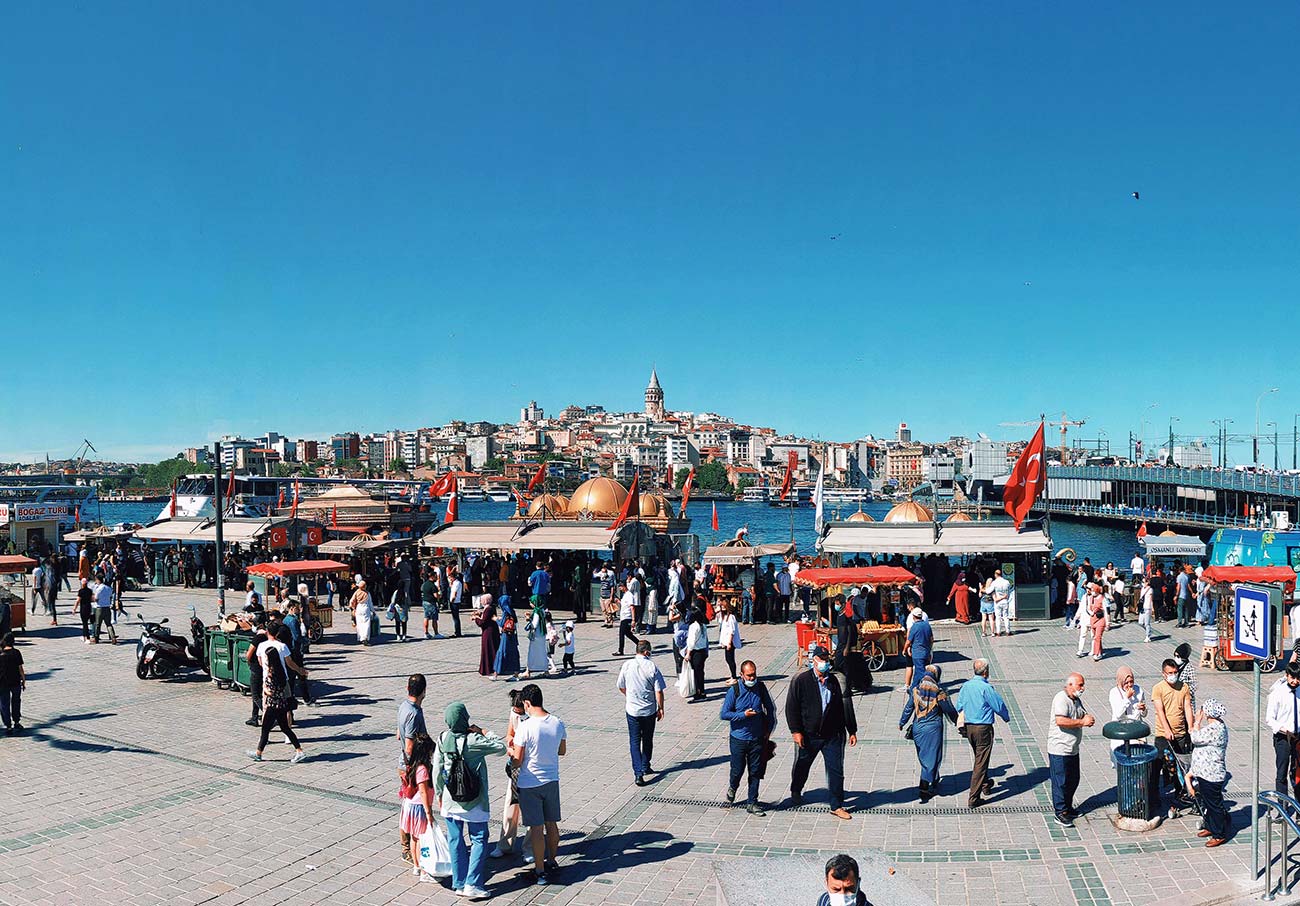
[213,442,226,616]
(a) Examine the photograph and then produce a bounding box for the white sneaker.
[291,751,308,764]
[462,887,490,900]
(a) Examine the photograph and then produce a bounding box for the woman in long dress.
[899,664,957,801]
[352,577,375,646]
[947,572,973,624]
[475,594,500,677]
[523,601,550,678]
[493,595,521,679]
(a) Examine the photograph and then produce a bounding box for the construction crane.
[999,412,1087,465]
[72,439,97,474]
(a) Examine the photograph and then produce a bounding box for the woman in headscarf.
[685,603,711,703]
[492,594,521,680]
[1189,698,1229,846]
[899,664,957,801]
[523,597,550,679]
[351,576,375,646]
[474,593,499,677]
[1107,665,1149,765]
[434,702,507,897]
[947,572,973,624]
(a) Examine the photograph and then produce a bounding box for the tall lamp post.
[1256,388,1279,467]
[1268,422,1278,471]
[1139,402,1158,463]
[1294,414,1299,471]
[1167,417,1179,466]
[1212,419,1233,469]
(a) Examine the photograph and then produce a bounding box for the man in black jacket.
[786,645,858,819]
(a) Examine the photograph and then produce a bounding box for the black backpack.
[445,735,481,804]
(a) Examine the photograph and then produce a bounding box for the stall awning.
[247,559,352,578]
[1139,535,1207,558]
[794,566,917,589]
[420,520,635,552]
[134,517,300,544]
[702,542,796,565]
[0,555,37,574]
[1201,565,1296,594]
[819,520,1052,556]
[65,528,134,542]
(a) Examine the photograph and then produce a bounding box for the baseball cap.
[811,645,831,660]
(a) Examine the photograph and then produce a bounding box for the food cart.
[0,555,36,633]
[245,559,351,643]
[793,566,916,671]
[1199,565,1297,672]
[701,535,796,621]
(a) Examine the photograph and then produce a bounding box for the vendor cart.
[793,566,916,671]
[1200,565,1297,672]
[246,559,350,643]
[0,556,37,634]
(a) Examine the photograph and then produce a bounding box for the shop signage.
[0,503,71,522]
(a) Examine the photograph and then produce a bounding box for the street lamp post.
[1212,419,1233,469]
[1139,402,1158,463]
[1293,414,1299,471]
[1256,388,1279,467]
[1269,422,1279,471]
[1167,417,1179,466]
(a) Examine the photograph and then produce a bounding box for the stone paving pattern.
[0,586,1279,905]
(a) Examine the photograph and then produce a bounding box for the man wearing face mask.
[1151,658,1195,817]
[817,853,871,906]
[1266,662,1300,810]
[719,659,777,815]
[785,646,858,820]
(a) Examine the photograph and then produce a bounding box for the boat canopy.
[134,516,304,544]
[420,520,648,553]
[794,566,917,589]
[1139,534,1207,559]
[819,520,1052,556]
[1200,565,1296,594]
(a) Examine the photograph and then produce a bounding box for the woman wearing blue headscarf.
[900,664,958,802]
[492,594,521,680]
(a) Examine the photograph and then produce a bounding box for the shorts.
[517,780,561,826]
[979,598,995,615]
[422,601,439,620]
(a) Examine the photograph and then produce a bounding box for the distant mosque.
[644,368,665,420]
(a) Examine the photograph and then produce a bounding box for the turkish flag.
[430,472,458,497]
[1137,521,1148,539]
[608,473,640,532]
[779,450,797,501]
[330,505,338,529]
[513,488,529,512]
[526,462,548,493]
[269,526,289,549]
[290,480,300,519]
[711,501,719,532]
[678,468,696,518]
[1003,422,1046,530]
[277,487,285,509]
[444,491,459,524]
[305,527,323,546]
[226,469,236,500]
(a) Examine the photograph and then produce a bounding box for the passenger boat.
[768,487,812,508]
[740,486,770,503]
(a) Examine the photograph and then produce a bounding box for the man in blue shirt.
[1175,563,1193,628]
[529,562,551,607]
[719,659,777,815]
[953,658,1010,807]
[903,601,933,690]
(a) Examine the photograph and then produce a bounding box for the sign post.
[1236,583,1276,879]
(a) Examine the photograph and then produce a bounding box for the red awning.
[0,555,38,574]
[794,566,917,589]
[246,559,352,578]
[1201,565,1297,594]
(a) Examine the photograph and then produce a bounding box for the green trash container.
[232,634,255,692]
[1114,743,1159,819]
[208,630,234,687]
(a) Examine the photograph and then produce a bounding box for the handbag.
[904,721,914,741]
[956,709,967,738]
[416,819,453,879]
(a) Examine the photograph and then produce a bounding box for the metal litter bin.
[1113,744,1158,818]
[207,630,233,687]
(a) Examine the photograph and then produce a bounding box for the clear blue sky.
[3,3,1299,464]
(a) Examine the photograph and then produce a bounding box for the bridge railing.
[1049,465,1300,497]
[1037,501,1255,528]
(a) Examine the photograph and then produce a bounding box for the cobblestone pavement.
[0,587,1282,905]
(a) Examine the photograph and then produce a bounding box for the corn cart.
[245,559,351,644]
[793,565,916,671]
[1200,564,1297,672]
[0,555,37,634]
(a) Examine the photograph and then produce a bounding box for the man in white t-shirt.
[617,640,666,785]
[509,683,568,886]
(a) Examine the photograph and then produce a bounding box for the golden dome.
[527,494,568,517]
[945,512,973,522]
[1158,529,1178,537]
[846,510,875,523]
[883,501,934,523]
[568,477,629,517]
[638,494,668,517]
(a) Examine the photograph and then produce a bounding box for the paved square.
[0,586,1274,905]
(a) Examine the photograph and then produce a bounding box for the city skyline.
[3,5,1298,462]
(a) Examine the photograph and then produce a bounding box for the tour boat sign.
[0,503,72,522]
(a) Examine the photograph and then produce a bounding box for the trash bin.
[208,630,233,687]
[1113,743,1159,819]
[232,635,255,692]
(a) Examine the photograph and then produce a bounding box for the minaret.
[645,368,665,420]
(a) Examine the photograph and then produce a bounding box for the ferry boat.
[768,487,813,508]
[0,482,100,531]
[821,487,873,505]
[740,486,770,503]
[485,488,514,503]
[160,474,436,521]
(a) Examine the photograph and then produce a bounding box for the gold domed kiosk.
[568,477,629,517]
[638,494,666,518]
[882,501,934,523]
[846,509,875,523]
[1158,529,1178,537]
[526,494,569,517]
[944,512,973,523]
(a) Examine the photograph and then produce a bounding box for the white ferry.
[159,474,435,520]
[0,482,100,530]
[740,486,770,503]
[821,487,873,505]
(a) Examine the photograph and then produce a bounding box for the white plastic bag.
[417,818,453,879]
[676,663,696,699]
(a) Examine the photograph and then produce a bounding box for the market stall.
[701,536,796,620]
[245,559,352,642]
[0,555,36,633]
[793,565,917,670]
[1200,564,1297,672]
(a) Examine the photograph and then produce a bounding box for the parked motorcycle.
[135,610,210,679]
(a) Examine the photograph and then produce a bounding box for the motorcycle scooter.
[135,609,209,679]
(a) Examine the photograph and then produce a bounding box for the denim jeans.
[729,735,763,805]
[790,735,845,809]
[626,712,656,776]
[0,685,20,728]
[445,816,490,891]
[741,592,753,624]
[1048,753,1080,815]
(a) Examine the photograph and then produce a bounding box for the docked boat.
[740,486,770,503]
[485,487,514,503]
[821,487,872,505]
[768,487,812,508]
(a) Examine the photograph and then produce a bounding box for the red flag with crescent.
[778,450,797,501]
[1003,422,1046,530]
[277,487,285,509]
[305,526,323,546]
[527,462,548,493]
[444,484,459,524]
[269,526,289,549]
[711,501,719,532]
[330,505,338,529]
[608,473,640,532]
[430,472,457,497]
[226,469,236,500]
[1137,521,1148,539]
[678,468,696,518]
[513,488,529,511]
